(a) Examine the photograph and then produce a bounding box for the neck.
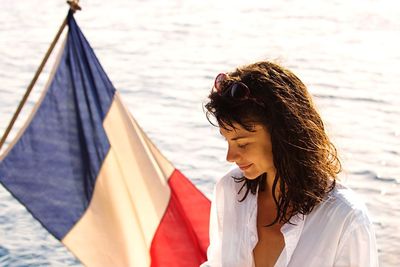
[257,168,284,227]
[262,168,279,197]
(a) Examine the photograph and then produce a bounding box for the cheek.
[258,146,274,166]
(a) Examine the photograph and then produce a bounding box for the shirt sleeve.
[200,182,223,267]
[334,222,379,267]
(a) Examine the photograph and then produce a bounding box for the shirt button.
[251,235,256,242]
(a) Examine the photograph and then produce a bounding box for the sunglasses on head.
[214,73,251,100]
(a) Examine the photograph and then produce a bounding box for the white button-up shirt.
[200,168,379,267]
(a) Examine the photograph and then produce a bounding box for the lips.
[238,163,252,170]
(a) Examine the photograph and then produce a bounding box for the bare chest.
[253,197,285,267]
[253,226,285,267]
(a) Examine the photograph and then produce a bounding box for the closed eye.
[237,143,249,149]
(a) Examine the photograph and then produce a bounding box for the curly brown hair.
[205,61,341,226]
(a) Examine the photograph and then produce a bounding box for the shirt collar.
[250,186,307,266]
[280,213,307,265]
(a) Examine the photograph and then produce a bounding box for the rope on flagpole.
[0,1,81,151]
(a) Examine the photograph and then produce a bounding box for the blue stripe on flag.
[0,12,115,239]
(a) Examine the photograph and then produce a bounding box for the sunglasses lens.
[230,83,250,99]
[214,73,227,91]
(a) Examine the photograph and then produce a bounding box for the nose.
[226,144,240,163]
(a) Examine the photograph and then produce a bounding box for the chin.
[242,169,262,180]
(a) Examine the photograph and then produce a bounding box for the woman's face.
[219,123,275,180]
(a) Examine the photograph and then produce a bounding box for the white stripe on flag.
[62,93,174,266]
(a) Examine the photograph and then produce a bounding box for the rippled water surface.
[0,0,399,266]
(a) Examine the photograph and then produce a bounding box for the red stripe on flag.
[150,169,211,267]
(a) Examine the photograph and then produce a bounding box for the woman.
[200,61,378,267]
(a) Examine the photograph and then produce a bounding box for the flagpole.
[0,1,81,151]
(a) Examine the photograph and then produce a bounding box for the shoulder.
[214,167,248,201]
[327,184,379,265]
[312,182,373,228]
[297,183,378,266]
[215,167,243,190]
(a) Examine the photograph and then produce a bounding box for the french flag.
[0,12,210,266]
